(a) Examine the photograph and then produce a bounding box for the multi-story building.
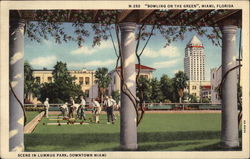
[187,81,211,99]
[211,62,241,104]
[200,85,211,99]
[108,64,155,95]
[32,65,155,103]
[210,67,222,104]
[33,68,98,102]
[184,35,205,81]
[184,35,210,101]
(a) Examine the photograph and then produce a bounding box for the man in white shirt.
[77,96,86,120]
[92,98,101,123]
[109,96,117,120]
[104,96,116,124]
[60,102,68,117]
[44,98,50,118]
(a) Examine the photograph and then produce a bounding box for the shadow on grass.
[137,141,202,151]
[138,131,220,142]
[188,142,242,151]
[109,141,202,151]
[25,131,224,151]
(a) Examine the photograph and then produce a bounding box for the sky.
[24,23,241,80]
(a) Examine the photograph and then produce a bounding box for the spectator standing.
[109,96,117,120]
[68,97,75,118]
[104,96,115,124]
[44,98,50,118]
[77,96,86,120]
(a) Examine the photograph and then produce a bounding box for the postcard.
[0,0,249,159]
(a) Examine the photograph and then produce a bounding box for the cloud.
[30,56,57,67]
[68,59,116,68]
[152,59,180,69]
[42,39,52,48]
[70,41,114,55]
[143,46,179,58]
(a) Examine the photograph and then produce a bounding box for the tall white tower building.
[184,35,205,81]
[184,35,210,100]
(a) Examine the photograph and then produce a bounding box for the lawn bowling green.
[24,110,242,151]
[47,116,90,125]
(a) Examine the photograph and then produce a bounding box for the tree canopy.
[24,61,40,103]
[160,74,176,102]
[25,10,223,48]
[173,71,189,103]
[39,61,84,103]
[94,67,111,102]
[137,76,151,103]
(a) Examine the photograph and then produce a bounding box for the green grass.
[25,111,40,123]
[24,112,241,151]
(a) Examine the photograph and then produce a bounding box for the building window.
[192,86,196,90]
[140,75,148,79]
[47,77,52,83]
[35,77,41,83]
[85,77,90,85]
[79,77,84,85]
[85,89,89,97]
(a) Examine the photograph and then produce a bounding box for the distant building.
[187,81,211,99]
[200,85,211,99]
[184,35,210,101]
[184,35,205,81]
[210,67,222,104]
[32,68,98,103]
[31,65,155,103]
[211,63,241,104]
[108,64,155,95]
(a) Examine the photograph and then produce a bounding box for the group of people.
[43,95,120,124]
[60,96,88,120]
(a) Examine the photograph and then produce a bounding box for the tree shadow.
[25,133,119,150]
[24,130,228,151]
[138,131,221,143]
[188,142,242,151]
[137,141,202,151]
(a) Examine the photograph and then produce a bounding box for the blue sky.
[24,23,241,80]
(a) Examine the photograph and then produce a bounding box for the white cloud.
[68,59,116,68]
[70,41,114,55]
[30,56,57,67]
[42,39,52,48]
[143,46,179,58]
[152,59,180,69]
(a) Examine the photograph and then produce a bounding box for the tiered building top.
[184,35,205,81]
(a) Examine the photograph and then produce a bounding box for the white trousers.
[46,107,49,118]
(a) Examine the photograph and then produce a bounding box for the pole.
[119,22,138,150]
[221,24,239,148]
[9,19,26,151]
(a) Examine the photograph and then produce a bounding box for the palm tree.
[94,67,111,103]
[24,62,40,103]
[173,71,189,103]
